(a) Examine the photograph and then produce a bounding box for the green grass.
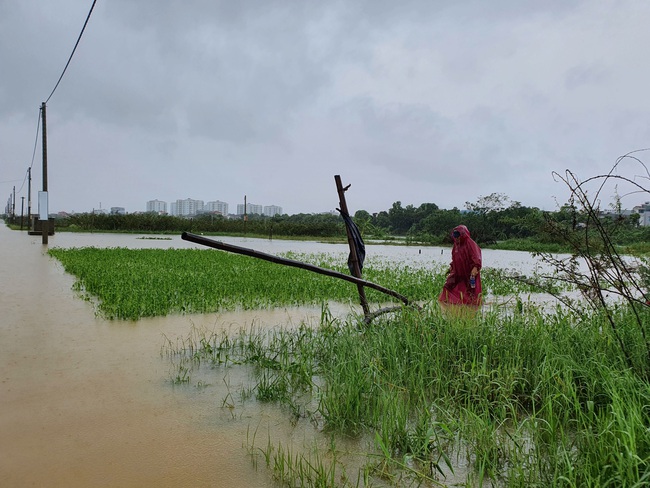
[48,247,360,319]
[47,247,551,320]
[47,245,650,485]
[169,304,650,487]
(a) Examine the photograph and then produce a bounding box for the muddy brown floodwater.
[0,226,347,487]
[1,225,546,487]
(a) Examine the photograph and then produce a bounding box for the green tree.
[386,201,419,235]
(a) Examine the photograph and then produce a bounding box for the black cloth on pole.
[339,212,365,275]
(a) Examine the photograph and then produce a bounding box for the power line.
[45,0,98,104]
[3,1,98,205]
[2,109,39,205]
[15,168,30,195]
[29,109,41,171]
[9,103,41,197]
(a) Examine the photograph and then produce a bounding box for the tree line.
[43,191,650,250]
[358,192,648,249]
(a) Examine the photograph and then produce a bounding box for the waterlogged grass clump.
[48,247,349,319]
[48,247,547,320]
[167,305,650,487]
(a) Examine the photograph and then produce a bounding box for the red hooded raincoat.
[438,224,482,307]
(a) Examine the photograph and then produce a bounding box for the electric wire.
[5,1,97,206]
[8,98,42,198]
[29,109,42,171]
[15,169,29,195]
[45,0,98,104]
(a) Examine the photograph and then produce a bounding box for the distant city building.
[204,200,229,216]
[110,207,126,215]
[146,199,167,214]
[145,198,284,218]
[633,202,650,226]
[598,204,650,227]
[172,198,204,217]
[236,203,263,216]
[263,205,283,217]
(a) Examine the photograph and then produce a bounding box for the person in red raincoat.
[438,224,482,307]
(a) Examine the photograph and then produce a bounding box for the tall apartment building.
[633,202,650,226]
[204,200,229,216]
[263,205,283,217]
[147,198,282,218]
[236,203,263,216]
[172,198,204,217]
[146,199,167,214]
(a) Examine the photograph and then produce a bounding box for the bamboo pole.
[334,175,370,316]
[181,232,412,306]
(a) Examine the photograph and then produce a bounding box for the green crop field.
[47,247,547,320]
[47,246,650,486]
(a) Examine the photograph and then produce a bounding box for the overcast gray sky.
[2,0,649,215]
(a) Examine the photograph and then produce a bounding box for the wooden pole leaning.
[334,175,370,317]
[180,232,411,306]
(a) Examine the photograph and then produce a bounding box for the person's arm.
[443,263,456,289]
[444,274,455,289]
[469,241,482,276]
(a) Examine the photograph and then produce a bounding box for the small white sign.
[38,191,48,221]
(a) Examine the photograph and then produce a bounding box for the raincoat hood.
[452,225,471,241]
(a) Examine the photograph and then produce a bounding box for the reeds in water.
[168,304,650,486]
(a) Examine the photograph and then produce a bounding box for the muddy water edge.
[1,225,547,486]
[0,226,339,487]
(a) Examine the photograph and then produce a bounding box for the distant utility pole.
[27,167,32,228]
[20,196,25,230]
[41,102,48,244]
[12,185,15,220]
[244,195,248,221]
[243,195,248,235]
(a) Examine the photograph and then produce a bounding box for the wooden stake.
[181,232,411,306]
[334,175,369,317]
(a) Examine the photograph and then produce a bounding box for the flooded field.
[0,226,544,487]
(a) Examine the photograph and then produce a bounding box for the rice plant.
[48,245,650,486]
[167,303,650,486]
[48,247,558,320]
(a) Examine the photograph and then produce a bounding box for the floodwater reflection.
[0,227,549,487]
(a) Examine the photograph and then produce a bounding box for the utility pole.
[27,167,32,229]
[41,102,48,244]
[20,196,25,230]
[12,186,15,221]
[243,195,247,235]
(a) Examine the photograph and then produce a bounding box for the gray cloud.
[2,0,649,216]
